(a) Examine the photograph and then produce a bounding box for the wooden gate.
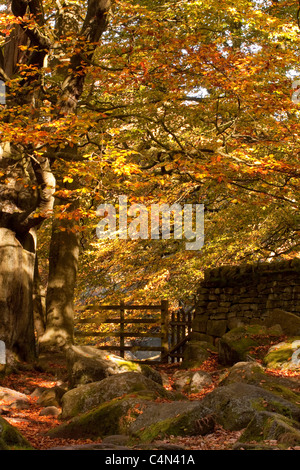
[168,307,194,363]
[75,300,169,362]
[75,301,194,363]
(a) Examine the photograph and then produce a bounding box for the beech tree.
[0,0,111,360]
[0,0,299,361]
[72,0,300,310]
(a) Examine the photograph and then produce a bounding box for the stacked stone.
[192,258,300,344]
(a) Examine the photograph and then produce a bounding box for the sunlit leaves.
[1,0,299,307]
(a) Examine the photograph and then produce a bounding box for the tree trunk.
[0,229,36,362]
[38,199,80,352]
[0,154,55,363]
[33,256,46,340]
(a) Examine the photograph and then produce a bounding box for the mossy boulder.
[132,407,216,443]
[182,341,217,368]
[218,324,283,366]
[265,309,300,336]
[49,395,215,441]
[131,382,300,442]
[263,338,300,371]
[49,380,300,444]
[172,369,213,394]
[48,394,154,439]
[0,416,33,450]
[61,371,179,420]
[218,362,300,396]
[65,345,162,388]
[198,382,300,431]
[239,411,300,447]
[218,361,267,386]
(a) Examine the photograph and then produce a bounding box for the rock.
[36,389,59,407]
[39,406,61,417]
[65,345,162,388]
[190,332,214,344]
[49,443,131,450]
[199,382,300,431]
[30,384,66,407]
[30,386,48,399]
[232,442,280,450]
[227,318,245,331]
[61,371,179,420]
[135,441,187,450]
[263,338,300,370]
[218,324,283,366]
[101,434,131,446]
[265,309,300,336]
[48,395,158,439]
[172,369,212,393]
[48,379,300,444]
[206,319,227,337]
[160,371,171,388]
[218,361,300,395]
[0,387,30,410]
[218,361,267,386]
[239,411,300,447]
[0,415,33,449]
[129,402,215,442]
[48,394,215,441]
[182,341,217,368]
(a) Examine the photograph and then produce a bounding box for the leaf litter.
[0,354,299,450]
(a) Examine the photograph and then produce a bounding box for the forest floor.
[0,352,299,451]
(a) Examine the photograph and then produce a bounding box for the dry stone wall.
[192,258,300,344]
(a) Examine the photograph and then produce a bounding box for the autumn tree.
[0,0,299,361]
[72,0,300,312]
[0,0,111,360]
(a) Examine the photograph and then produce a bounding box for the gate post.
[161,300,169,363]
[120,301,125,358]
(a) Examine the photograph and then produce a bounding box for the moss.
[260,383,300,406]
[48,399,125,439]
[219,363,266,387]
[0,438,9,450]
[0,416,33,450]
[109,358,163,385]
[263,347,294,368]
[48,394,153,440]
[140,364,163,385]
[117,360,140,372]
[263,337,300,369]
[240,412,300,445]
[231,336,257,357]
[132,406,213,443]
[220,325,285,365]
[250,397,296,420]
[133,414,194,443]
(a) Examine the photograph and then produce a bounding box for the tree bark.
[38,198,80,352]
[0,229,36,362]
[0,152,55,362]
[33,256,46,340]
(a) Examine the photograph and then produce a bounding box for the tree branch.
[11,156,56,233]
[58,0,111,115]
